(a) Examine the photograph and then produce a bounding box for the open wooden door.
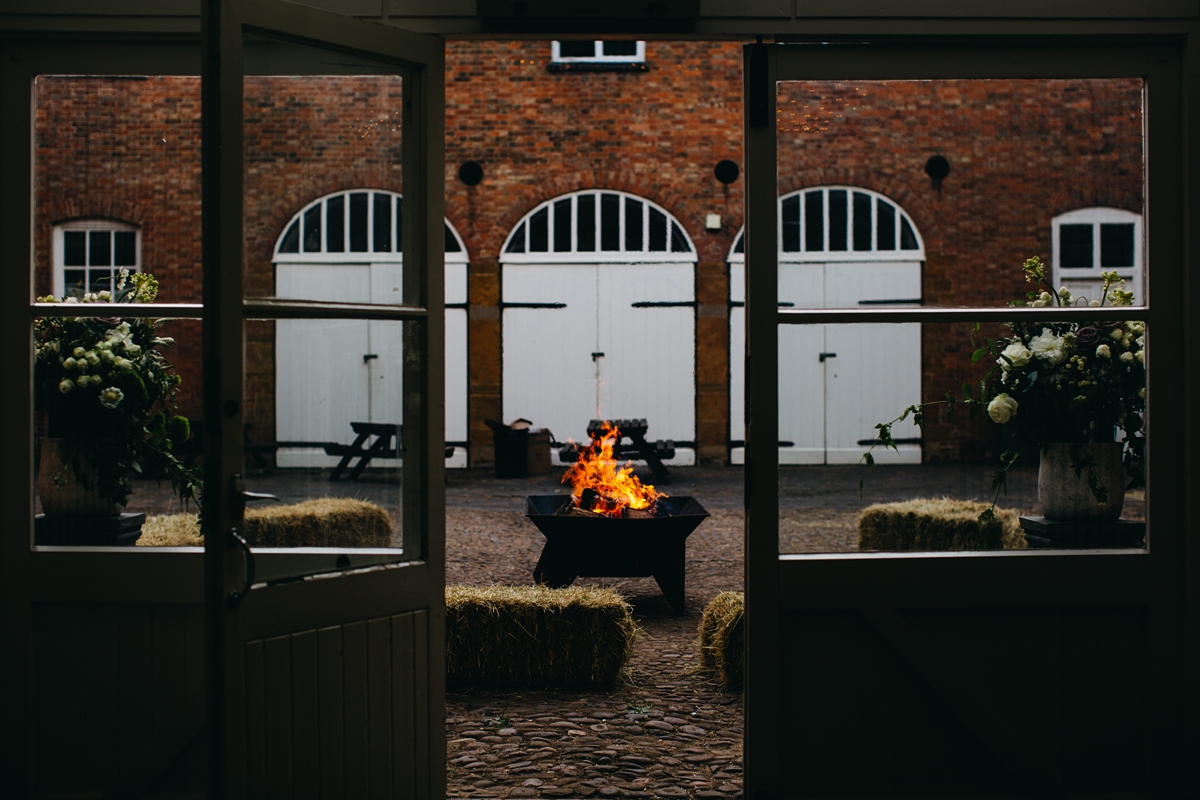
[742,41,1190,798]
[202,3,445,796]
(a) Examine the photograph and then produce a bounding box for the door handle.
[226,528,256,610]
[231,474,280,517]
[363,353,379,363]
[819,352,837,362]
[592,352,605,361]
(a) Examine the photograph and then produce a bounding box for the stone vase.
[1038,441,1126,521]
[37,437,123,517]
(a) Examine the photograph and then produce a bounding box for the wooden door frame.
[744,38,1193,798]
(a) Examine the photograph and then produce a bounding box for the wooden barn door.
[204,3,446,798]
[742,41,1189,799]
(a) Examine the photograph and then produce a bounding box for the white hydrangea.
[1028,328,1067,365]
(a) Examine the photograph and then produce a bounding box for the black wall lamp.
[459,160,484,186]
[925,155,950,190]
[714,159,739,185]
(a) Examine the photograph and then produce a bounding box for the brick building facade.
[32,42,1143,465]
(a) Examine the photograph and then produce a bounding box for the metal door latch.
[231,474,280,516]
[819,352,838,362]
[591,352,605,361]
[363,353,379,363]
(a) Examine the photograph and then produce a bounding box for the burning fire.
[562,423,666,517]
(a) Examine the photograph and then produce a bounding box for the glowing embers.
[561,422,666,518]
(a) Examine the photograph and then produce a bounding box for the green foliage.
[35,270,202,512]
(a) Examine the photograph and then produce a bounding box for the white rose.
[62,357,77,370]
[998,341,1033,370]
[1039,291,1052,303]
[58,379,73,394]
[99,387,124,409]
[85,351,100,365]
[124,343,141,356]
[1089,299,1102,307]
[1111,329,1124,340]
[1136,350,1144,363]
[987,393,1019,424]
[1028,328,1067,365]
[1095,344,1111,358]
[73,347,86,358]
[1058,287,1073,302]
[114,357,133,371]
[100,350,115,363]
[1120,351,1135,364]
[1139,388,1146,398]
[75,375,89,388]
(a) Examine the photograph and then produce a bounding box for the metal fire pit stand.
[525,495,709,615]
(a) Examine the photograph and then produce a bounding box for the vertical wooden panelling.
[367,617,393,798]
[342,621,370,799]
[86,603,122,790]
[291,629,320,800]
[263,635,294,800]
[118,604,154,787]
[245,640,267,799]
[391,612,416,799]
[317,625,346,800]
[412,609,430,800]
[33,604,83,792]
[153,604,188,747]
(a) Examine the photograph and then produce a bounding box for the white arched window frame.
[501,189,697,264]
[727,186,926,263]
[1051,207,1143,305]
[52,219,142,299]
[272,189,469,265]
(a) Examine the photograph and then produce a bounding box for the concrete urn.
[1038,441,1126,521]
[37,437,123,517]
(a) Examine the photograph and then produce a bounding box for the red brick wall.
[33,55,1143,466]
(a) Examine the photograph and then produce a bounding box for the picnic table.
[558,418,674,485]
[325,421,456,481]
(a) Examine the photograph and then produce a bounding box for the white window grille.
[53,219,141,298]
[1051,207,1143,304]
[501,189,696,263]
[550,40,646,66]
[728,186,925,263]
[273,189,468,264]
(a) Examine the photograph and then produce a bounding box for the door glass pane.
[239,33,423,579]
[32,75,205,547]
[772,319,1147,554]
[775,79,1145,309]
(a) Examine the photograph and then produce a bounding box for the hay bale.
[445,584,637,691]
[139,513,202,546]
[858,498,1026,551]
[697,591,744,691]
[138,498,393,548]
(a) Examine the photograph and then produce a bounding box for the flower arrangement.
[864,257,1145,521]
[35,270,202,511]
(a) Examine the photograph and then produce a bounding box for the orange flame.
[562,423,667,517]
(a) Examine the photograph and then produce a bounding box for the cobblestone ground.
[124,459,1144,799]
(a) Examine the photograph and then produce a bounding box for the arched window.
[53,219,141,298]
[273,189,468,263]
[500,190,697,464]
[1051,207,1143,304]
[728,186,924,262]
[501,189,696,262]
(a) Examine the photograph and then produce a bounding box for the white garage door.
[730,186,925,465]
[272,189,469,468]
[501,190,697,463]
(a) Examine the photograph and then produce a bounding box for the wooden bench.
[558,418,674,484]
[325,421,457,481]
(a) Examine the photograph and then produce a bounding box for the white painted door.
[598,263,695,446]
[277,261,469,468]
[823,261,922,464]
[276,263,372,467]
[504,262,696,461]
[730,259,921,464]
[502,263,600,447]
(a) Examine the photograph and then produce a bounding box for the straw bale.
[697,591,744,691]
[858,497,1026,551]
[138,498,393,548]
[445,584,638,691]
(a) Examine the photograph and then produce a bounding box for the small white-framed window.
[273,189,469,264]
[1051,207,1143,304]
[549,41,647,71]
[53,219,141,298]
[728,186,925,263]
[501,189,696,263]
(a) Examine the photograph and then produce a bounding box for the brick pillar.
[695,260,730,464]
[467,259,502,465]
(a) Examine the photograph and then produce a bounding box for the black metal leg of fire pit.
[652,547,687,616]
[533,544,577,588]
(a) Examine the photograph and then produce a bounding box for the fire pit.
[525,495,709,615]
[525,422,709,615]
